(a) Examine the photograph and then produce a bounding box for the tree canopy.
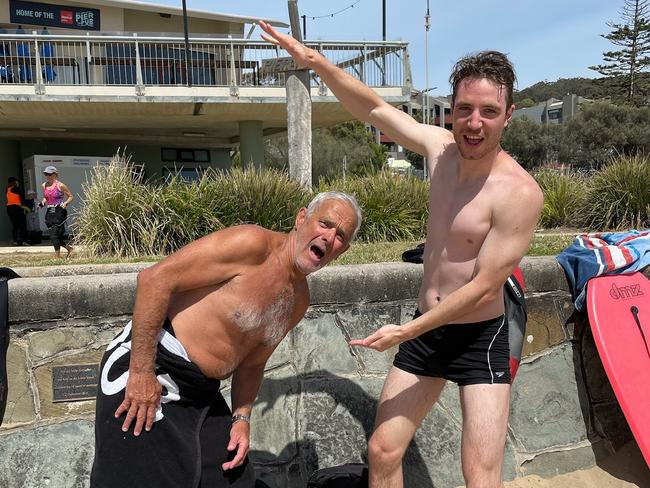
[589,0,650,105]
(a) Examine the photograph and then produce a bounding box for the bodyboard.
[586,272,650,468]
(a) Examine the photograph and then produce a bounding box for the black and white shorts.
[91,318,255,488]
[393,311,510,386]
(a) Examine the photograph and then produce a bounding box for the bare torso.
[167,233,309,380]
[419,145,524,322]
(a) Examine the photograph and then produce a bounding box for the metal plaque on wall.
[52,364,99,402]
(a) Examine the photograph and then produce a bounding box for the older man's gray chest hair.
[229,288,295,345]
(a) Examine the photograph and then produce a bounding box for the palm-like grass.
[76,162,310,257]
[533,168,587,229]
[320,172,429,242]
[581,154,650,230]
[74,156,155,256]
[214,167,309,230]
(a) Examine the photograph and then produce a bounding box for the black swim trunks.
[393,311,510,385]
[91,318,256,488]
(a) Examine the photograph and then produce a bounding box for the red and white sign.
[60,10,73,24]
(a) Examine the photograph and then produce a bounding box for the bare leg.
[65,244,74,258]
[54,250,61,259]
[368,367,446,488]
[459,384,510,488]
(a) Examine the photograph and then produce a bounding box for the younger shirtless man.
[260,22,543,488]
[91,191,361,488]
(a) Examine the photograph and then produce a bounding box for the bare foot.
[54,252,61,259]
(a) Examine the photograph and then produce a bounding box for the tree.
[501,117,560,169]
[264,121,387,183]
[516,97,537,109]
[403,148,424,169]
[558,101,650,167]
[590,0,650,105]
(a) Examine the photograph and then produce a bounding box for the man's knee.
[462,458,502,488]
[368,432,406,471]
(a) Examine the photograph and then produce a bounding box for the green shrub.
[76,162,310,257]
[533,168,587,229]
[319,172,429,242]
[152,172,224,254]
[75,157,157,256]
[212,167,310,231]
[580,154,650,230]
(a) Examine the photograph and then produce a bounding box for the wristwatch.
[232,413,251,424]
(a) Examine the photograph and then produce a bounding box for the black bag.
[45,206,67,228]
[307,464,368,488]
[504,270,527,381]
[401,243,425,264]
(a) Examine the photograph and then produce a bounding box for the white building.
[0,0,412,240]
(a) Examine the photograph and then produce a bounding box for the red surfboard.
[586,272,650,468]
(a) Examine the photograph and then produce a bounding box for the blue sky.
[143,0,623,97]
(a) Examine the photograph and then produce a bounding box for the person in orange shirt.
[5,176,28,246]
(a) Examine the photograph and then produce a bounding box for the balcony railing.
[0,32,411,94]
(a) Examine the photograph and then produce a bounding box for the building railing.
[0,32,411,94]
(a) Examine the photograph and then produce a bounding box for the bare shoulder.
[202,224,275,264]
[491,153,543,216]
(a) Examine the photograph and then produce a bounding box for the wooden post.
[286,0,312,191]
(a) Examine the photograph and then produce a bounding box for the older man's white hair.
[305,191,362,241]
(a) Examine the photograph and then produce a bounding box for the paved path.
[0,242,86,254]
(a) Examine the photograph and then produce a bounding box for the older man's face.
[293,199,356,274]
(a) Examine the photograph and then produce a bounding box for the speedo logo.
[609,283,644,300]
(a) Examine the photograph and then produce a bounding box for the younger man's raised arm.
[259,21,452,158]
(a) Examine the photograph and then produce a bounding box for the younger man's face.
[451,77,514,161]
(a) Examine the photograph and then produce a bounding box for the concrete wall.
[122,10,236,36]
[0,257,639,487]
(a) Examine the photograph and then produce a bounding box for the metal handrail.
[0,32,408,45]
[0,32,410,91]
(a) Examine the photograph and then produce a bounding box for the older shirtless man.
[260,22,543,488]
[91,191,361,488]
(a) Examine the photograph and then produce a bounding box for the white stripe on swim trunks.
[487,316,506,384]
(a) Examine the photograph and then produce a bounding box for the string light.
[306,0,362,20]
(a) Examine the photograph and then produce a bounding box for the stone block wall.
[0,257,637,487]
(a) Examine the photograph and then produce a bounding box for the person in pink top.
[38,165,74,258]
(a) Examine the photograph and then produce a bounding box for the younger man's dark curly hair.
[449,51,517,109]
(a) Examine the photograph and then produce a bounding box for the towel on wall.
[556,230,650,311]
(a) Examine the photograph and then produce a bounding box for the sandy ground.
[456,441,649,488]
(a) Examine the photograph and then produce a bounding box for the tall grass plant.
[76,161,310,257]
[533,168,587,229]
[580,153,650,230]
[320,172,429,241]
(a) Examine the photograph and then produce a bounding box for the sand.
[458,441,650,488]
[505,442,649,488]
